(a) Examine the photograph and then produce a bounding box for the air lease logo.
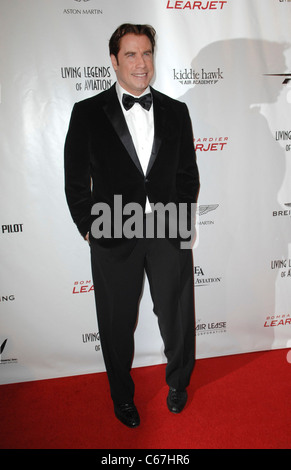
[195,319,227,335]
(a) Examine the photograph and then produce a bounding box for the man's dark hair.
[109,23,156,61]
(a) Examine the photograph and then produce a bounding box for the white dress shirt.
[116,82,154,213]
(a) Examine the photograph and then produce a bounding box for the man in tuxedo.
[65,24,199,428]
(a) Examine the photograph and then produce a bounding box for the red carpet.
[1,348,291,450]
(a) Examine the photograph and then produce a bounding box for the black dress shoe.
[167,387,188,414]
[114,402,140,428]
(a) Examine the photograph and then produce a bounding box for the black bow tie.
[122,93,152,111]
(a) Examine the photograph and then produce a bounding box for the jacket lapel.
[102,85,167,177]
[146,87,166,176]
[102,86,143,175]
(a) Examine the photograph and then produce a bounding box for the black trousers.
[90,237,195,405]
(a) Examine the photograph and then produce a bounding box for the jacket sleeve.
[176,103,200,205]
[175,103,200,246]
[64,103,93,238]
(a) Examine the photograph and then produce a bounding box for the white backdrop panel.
[0,0,290,384]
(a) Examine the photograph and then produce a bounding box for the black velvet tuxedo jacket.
[64,84,199,248]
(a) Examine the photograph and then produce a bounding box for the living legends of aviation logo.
[275,130,291,152]
[60,66,111,92]
[270,258,291,279]
[82,332,101,353]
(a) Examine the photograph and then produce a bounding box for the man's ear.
[110,54,118,71]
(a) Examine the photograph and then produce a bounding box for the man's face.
[111,33,154,96]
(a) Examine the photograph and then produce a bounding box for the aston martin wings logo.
[198,204,219,216]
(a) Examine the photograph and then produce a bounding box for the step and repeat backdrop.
[1,0,291,384]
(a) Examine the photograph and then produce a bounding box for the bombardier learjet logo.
[166,1,227,10]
